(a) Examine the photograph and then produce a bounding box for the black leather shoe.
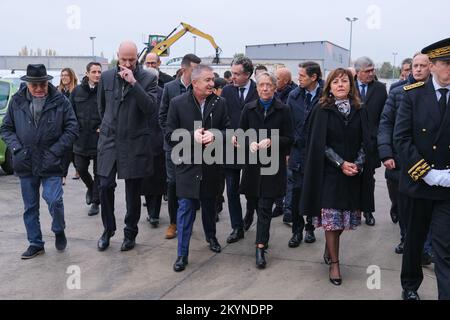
[97,231,115,251]
[272,206,284,218]
[55,232,67,251]
[364,212,376,226]
[288,232,303,248]
[395,242,404,254]
[283,214,292,225]
[207,238,221,253]
[421,252,432,266]
[256,247,267,269]
[304,230,316,243]
[227,229,244,244]
[147,216,159,228]
[88,203,100,216]
[173,256,189,272]
[121,238,136,252]
[390,210,399,224]
[21,246,45,260]
[329,261,342,286]
[86,188,93,206]
[243,211,254,231]
[402,290,420,300]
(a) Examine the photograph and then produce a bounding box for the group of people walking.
[1,37,449,300]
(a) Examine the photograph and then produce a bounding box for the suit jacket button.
[422,129,427,132]
[433,146,437,150]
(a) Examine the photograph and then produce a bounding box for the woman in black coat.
[300,68,375,286]
[237,72,294,269]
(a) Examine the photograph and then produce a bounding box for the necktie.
[239,87,246,105]
[438,88,449,116]
[360,84,367,102]
[305,93,312,108]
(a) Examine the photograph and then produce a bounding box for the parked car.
[0,79,17,174]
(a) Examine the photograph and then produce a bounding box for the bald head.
[145,52,161,70]
[117,41,138,70]
[275,68,292,91]
[412,53,431,82]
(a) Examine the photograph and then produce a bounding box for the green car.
[0,79,17,175]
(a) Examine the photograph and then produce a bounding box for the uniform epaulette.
[403,82,425,91]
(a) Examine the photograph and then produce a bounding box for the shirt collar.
[180,77,190,89]
[306,82,320,97]
[240,80,251,91]
[432,76,450,92]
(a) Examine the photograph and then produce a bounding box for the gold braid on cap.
[427,46,450,59]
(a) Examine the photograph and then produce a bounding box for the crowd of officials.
[1,37,449,300]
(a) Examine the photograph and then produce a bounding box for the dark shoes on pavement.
[329,261,342,286]
[402,290,420,300]
[227,229,244,244]
[421,252,433,266]
[88,203,100,216]
[364,212,376,226]
[98,231,115,251]
[121,238,136,252]
[256,247,267,269]
[207,237,222,253]
[21,246,45,260]
[147,216,160,228]
[304,230,316,243]
[288,232,303,248]
[390,210,399,224]
[55,232,67,251]
[272,207,284,218]
[173,256,189,272]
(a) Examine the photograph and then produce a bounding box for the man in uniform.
[394,38,450,300]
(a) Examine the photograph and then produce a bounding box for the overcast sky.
[2,0,449,65]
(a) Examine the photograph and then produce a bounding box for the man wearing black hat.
[394,38,450,300]
[0,64,79,259]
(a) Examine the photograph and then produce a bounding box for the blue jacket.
[0,84,79,177]
[275,81,298,104]
[287,81,324,174]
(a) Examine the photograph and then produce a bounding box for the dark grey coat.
[97,64,158,179]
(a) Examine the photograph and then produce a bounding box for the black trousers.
[166,151,178,225]
[145,195,162,219]
[291,187,314,234]
[401,198,450,299]
[386,178,399,219]
[255,197,276,246]
[74,154,99,204]
[99,163,143,239]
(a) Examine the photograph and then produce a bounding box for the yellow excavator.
[139,22,222,65]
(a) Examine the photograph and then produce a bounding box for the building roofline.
[246,40,349,52]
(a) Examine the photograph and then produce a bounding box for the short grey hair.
[191,64,214,81]
[256,72,277,87]
[354,56,374,72]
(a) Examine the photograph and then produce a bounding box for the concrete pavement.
[0,168,437,300]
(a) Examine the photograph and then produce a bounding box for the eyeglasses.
[29,82,47,88]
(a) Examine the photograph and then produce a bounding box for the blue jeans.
[177,198,216,257]
[20,176,65,248]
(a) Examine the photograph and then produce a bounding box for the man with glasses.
[0,64,79,259]
[354,57,388,226]
[144,53,174,89]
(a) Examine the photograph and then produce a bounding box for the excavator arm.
[139,22,222,64]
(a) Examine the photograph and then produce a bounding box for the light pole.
[392,52,398,80]
[90,36,96,61]
[193,36,197,55]
[345,17,358,67]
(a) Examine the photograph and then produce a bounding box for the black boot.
[98,230,115,251]
[288,232,303,248]
[256,247,267,269]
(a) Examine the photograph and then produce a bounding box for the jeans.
[177,198,216,257]
[20,176,65,248]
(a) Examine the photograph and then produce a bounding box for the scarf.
[335,99,351,117]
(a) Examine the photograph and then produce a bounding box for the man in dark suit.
[354,56,388,226]
[394,38,450,300]
[96,41,158,252]
[221,56,259,243]
[159,54,201,240]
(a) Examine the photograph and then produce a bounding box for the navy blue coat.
[275,82,298,104]
[287,82,323,178]
[394,79,450,201]
[378,74,417,181]
[0,84,79,177]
